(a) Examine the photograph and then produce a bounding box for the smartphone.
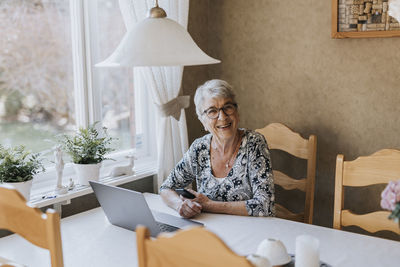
[175,188,196,199]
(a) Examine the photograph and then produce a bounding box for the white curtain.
[119,0,189,190]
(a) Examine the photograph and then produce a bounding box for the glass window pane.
[91,0,145,153]
[0,0,74,158]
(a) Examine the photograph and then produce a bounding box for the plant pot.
[73,163,101,186]
[5,179,33,201]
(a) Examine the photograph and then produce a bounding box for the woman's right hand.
[177,196,202,218]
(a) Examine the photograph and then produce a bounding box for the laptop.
[89,181,203,237]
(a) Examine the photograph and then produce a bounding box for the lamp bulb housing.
[148,6,167,18]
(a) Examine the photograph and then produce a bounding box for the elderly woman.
[160,79,275,218]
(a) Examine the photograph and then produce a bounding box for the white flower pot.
[73,163,101,186]
[5,179,33,201]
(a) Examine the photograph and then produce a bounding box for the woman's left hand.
[187,189,212,207]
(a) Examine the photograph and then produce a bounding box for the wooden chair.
[136,226,254,267]
[0,256,25,267]
[0,185,64,267]
[256,123,317,224]
[333,149,400,234]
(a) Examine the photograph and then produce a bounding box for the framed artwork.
[332,0,400,38]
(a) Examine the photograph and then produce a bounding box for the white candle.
[295,235,320,267]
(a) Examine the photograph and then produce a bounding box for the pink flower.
[394,182,400,202]
[381,181,400,211]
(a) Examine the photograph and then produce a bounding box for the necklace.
[212,132,242,170]
[225,159,231,169]
[225,135,241,169]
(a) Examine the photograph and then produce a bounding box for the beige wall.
[183,0,400,237]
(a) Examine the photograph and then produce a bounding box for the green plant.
[61,123,115,164]
[0,145,45,183]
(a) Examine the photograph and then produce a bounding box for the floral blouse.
[160,129,275,217]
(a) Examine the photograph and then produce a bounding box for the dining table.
[0,193,399,267]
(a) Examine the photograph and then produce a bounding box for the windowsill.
[28,159,157,208]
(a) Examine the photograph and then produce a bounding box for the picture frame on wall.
[332,0,400,38]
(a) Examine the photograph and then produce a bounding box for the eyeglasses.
[202,103,238,119]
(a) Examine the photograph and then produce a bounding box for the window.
[82,0,156,161]
[0,0,156,194]
[0,0,74,156]
[87,0,154,156]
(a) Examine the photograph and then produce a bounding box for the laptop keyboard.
[156,222,180,232]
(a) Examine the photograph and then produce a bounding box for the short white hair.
[194,79,236,118]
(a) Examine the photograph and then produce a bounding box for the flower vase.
[73,163,101,186]
[5,179,33,201]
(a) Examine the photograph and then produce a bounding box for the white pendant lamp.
[96,1,220,67]
[389,0,400,22]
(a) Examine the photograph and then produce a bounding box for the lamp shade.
[389,0,400,22]
[96,17,220,67]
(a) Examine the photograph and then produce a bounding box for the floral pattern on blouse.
[160,129,275,217]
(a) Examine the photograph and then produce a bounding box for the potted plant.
[61,123,114,185]
[0,145,45,200]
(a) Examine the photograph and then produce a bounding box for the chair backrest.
[256,123,317,224]
[0,256,25,267]
[136,226,254,267]
[333,149,400,234]
[0,185,64,267]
